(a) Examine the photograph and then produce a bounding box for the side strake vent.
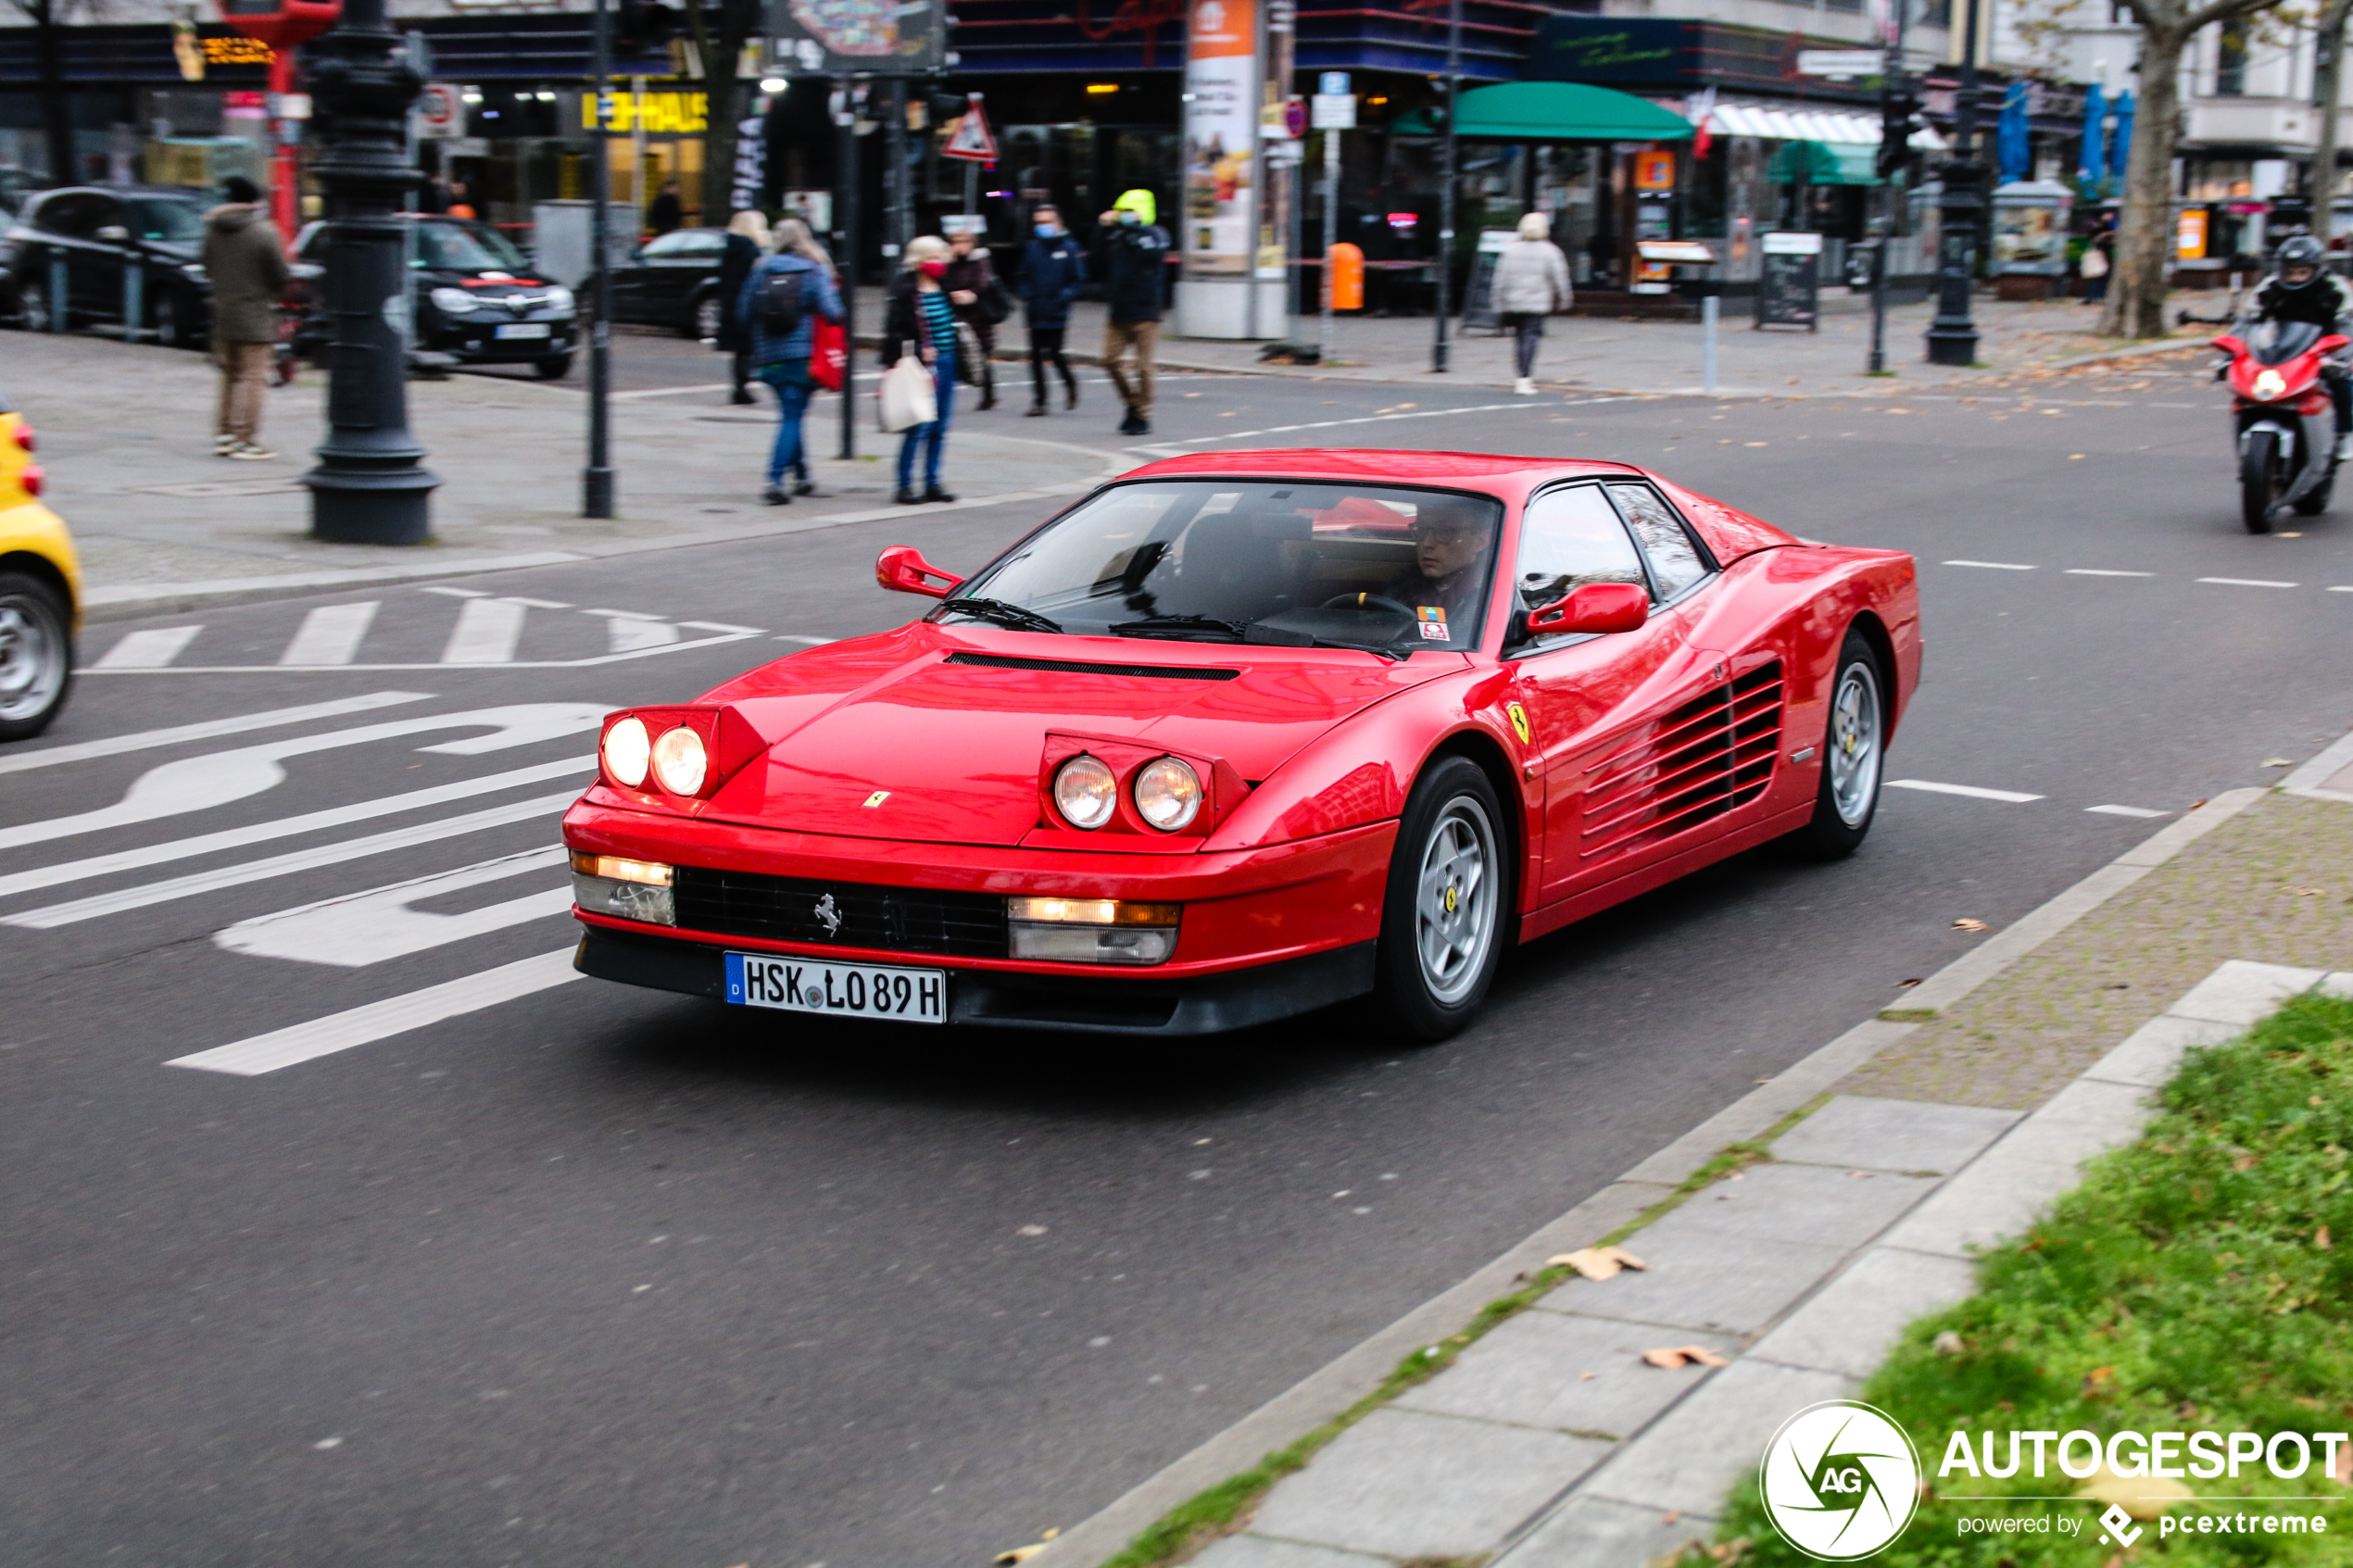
[1579,660,1784,859]
[943,652,1240,681]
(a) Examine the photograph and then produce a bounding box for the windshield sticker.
[1417,606,1446,623]
[1418,621,1451,641]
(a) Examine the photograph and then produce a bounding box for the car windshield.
[126,198,208,242]
[413,220,528,272]
[2246,318,2323,365]
[948,480,1504,656]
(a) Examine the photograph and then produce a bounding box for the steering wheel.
[1320,593,1416,616]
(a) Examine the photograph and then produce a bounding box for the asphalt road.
[6,352,2352,1568]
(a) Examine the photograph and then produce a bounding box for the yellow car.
[0,386,78,739]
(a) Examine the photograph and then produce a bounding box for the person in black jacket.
[647,179,684,236]
[1019,205,1087,416]
[716,209,767,406]
[2254,233,2353,458]
[1095,188,1170,435]
[881,236,962,505]
[942,229,1004,411]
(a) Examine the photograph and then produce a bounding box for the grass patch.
[1701,991,2353,1566]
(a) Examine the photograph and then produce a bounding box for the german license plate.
[496,322,551,339]
[724,952,946,1023]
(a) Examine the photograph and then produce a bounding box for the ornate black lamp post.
[1923,0,1985,366]
[301,0,439,544]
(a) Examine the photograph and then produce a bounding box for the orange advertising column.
[1327,242,1363,310]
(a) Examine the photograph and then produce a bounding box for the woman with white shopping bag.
[881,236,961,505]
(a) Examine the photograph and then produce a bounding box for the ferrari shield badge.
[1505,702,1531,746]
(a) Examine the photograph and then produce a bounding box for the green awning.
[1768,140,1881,185]
[1390,81,1692,141]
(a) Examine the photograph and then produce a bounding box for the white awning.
[1706,102,1945,150]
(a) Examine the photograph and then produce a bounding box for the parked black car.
[609,225,730,338]
[0,169,53,217]
[2,185,216,346]
[291,214,577,378]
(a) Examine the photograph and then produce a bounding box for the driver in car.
[2254,233,2353,458]
[1379,504,1493,646]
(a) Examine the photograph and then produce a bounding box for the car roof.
[1126,448,1643,492]
[36,184,210,202]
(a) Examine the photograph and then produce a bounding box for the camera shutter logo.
[1759,1400,1921,1560]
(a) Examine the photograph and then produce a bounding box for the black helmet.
[2277,233,2327,283]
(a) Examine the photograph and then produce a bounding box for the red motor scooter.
[2213,319,2349,533]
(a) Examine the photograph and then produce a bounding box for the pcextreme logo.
[1759,1400,1922,1561]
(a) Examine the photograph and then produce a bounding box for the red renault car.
[562,450,1920,1041]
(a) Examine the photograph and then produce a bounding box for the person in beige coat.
[1491,211,1573,395]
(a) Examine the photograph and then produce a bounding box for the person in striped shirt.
[881,236,961,505]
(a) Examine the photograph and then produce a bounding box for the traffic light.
[1878,79,1923,180]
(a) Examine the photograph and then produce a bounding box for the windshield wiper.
[1242,622,1403,661]
[1107,612,1248,641]
[936,596,1063,634]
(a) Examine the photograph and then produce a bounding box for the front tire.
[0,571,73,742]
[532,353,573,380]
[151,287,186,348]
[1373,755,1511,1043]
[2242,428,2281,533]
[1783,629,1886,861]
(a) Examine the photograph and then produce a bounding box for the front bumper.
[574,925,1376,1035]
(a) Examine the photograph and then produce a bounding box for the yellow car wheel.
[0,570,72,740]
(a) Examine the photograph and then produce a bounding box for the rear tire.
[2241,428,2281,533]
[1783,629,1885,862]
[1372,755,1511,1043]
[690,291,724,342]
[0,571,73,742]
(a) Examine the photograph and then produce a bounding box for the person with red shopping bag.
[739,218,844,506]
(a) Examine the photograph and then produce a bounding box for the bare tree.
[686,0,763,225]
[2312,0,2353,230]
[2102,0,2297,336]
[6,0,82,184]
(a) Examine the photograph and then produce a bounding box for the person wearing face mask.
[1095,188,1170,435]
[1018,205,1088,416]
[881,235,961,504]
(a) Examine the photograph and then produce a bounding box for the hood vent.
[943,651,1239,682]
[1580,660,1784,859]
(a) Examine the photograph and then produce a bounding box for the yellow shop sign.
[585,91,708,133]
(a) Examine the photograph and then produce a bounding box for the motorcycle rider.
[2252,233,2353,459]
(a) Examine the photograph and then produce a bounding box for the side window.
[640,231,696,258]
[1607,483,1710,600]
[1512,484,1646,641]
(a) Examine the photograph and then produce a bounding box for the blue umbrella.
[1997,79,2032,182]
[2109,91,2134,190]
[2079,82,2107,189]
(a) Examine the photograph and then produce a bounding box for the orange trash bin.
[1326,243,1364,312]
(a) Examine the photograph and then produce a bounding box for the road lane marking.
[677,621,763,634]
[0,756,591,900]
[2064,569,2154,578]
[583,608,682,652]
[2086,804,2169,818]
[504,597,573,609]
[1156,396,1632,450]
[2197,577,2298,588]
[279,602,380,666]
[1887,779,2045,802]
[0,704,602,852]
[1942,560,2037,571]
[166,947,582,1075]
[0,693,428,777]
[2332,585,2353,592]
[214,847,572,966]
[94,626,204,669]
[4,791,581,927]
[774,634,836,645]
[422,585,491,597]
[441,597,529,663]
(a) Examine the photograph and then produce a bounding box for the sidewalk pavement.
[875,290,2209,400]
[8,332,1120,615]
[1039,738,2353,1568]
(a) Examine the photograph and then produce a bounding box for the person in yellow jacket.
[1093,189,1170,436]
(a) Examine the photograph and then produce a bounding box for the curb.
[2042,334,2213,372]
[1027,784,2271,1568]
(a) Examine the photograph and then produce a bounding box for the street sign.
[1260,96,1302,139]
[1318,71,1350,95]
[762,0,947,73]
[1795,49,1884,78]
[1311,93,1355,130]
[940,94,997,162]
[415,82,463,138]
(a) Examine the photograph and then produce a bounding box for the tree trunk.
[2103,22,2189,337]
[32,0,75,184]
[699,0,756,226]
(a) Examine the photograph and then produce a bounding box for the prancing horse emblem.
[813,893,843,935]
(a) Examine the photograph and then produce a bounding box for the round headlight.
[602,716,650,788]
[650,725,709,796]
[544,284,575,314]
[1133,756,1203,831]
[429,286,475,314]
[1053,755,1118,830]
[2253,368,2287,400]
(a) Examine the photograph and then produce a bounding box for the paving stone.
[2082,1013,2241,1087]
[1871,1083,2157,1261]
[1246,1408,1612,1560]
[1187,1536,1394,1568]
[1495,1495,1720,1568]
[1768,1095,2020,1176]
[1397,1311,1739,1437]
[1535,1226,1851,1336]
[2166,959,2322,1026]
[1746,1246,1980,1377]
[1580,1361,1856,1515]
[1638,1160,1937,1251]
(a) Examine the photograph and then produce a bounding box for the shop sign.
[582,92,709,133]
[203,34,275,64]
[1183,0,1259,276]
[762,0,948,73]
[1632,150,1675,190]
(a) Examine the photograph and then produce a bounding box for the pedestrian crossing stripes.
[84,589,771,673]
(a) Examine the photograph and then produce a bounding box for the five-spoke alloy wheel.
[1376,755,1511,1041]
[1786,626,1886,859]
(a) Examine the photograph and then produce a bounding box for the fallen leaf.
[2286,885,2327,897]
[2233,1153,2259,1172]
[1578,1371,1596,1380]
[1017,1224,1049,1237]
[2077,1463,2190,1519]
[994,1548,1049,1565]
[2085,1365,2115,1391]
[1847,1170,1875,1179]
[1897,977,1923,987]
[2069,453,2085,459]
[1642,1345,1730,1370]
[1664,1511,1681,1524]
[1547,1245,1651,1281]
[1953,918,1990,932]
[2264,758,2297,767]
[2318,1226,2334,1251]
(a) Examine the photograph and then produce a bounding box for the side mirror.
[875,545,963,598]
[1526,581,1649,637]
[2322,333,2351,355]
[95,224,129,242]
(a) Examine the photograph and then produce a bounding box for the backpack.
[755,264,805,335]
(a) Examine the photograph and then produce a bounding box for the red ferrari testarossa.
[562,449,1919,1040]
